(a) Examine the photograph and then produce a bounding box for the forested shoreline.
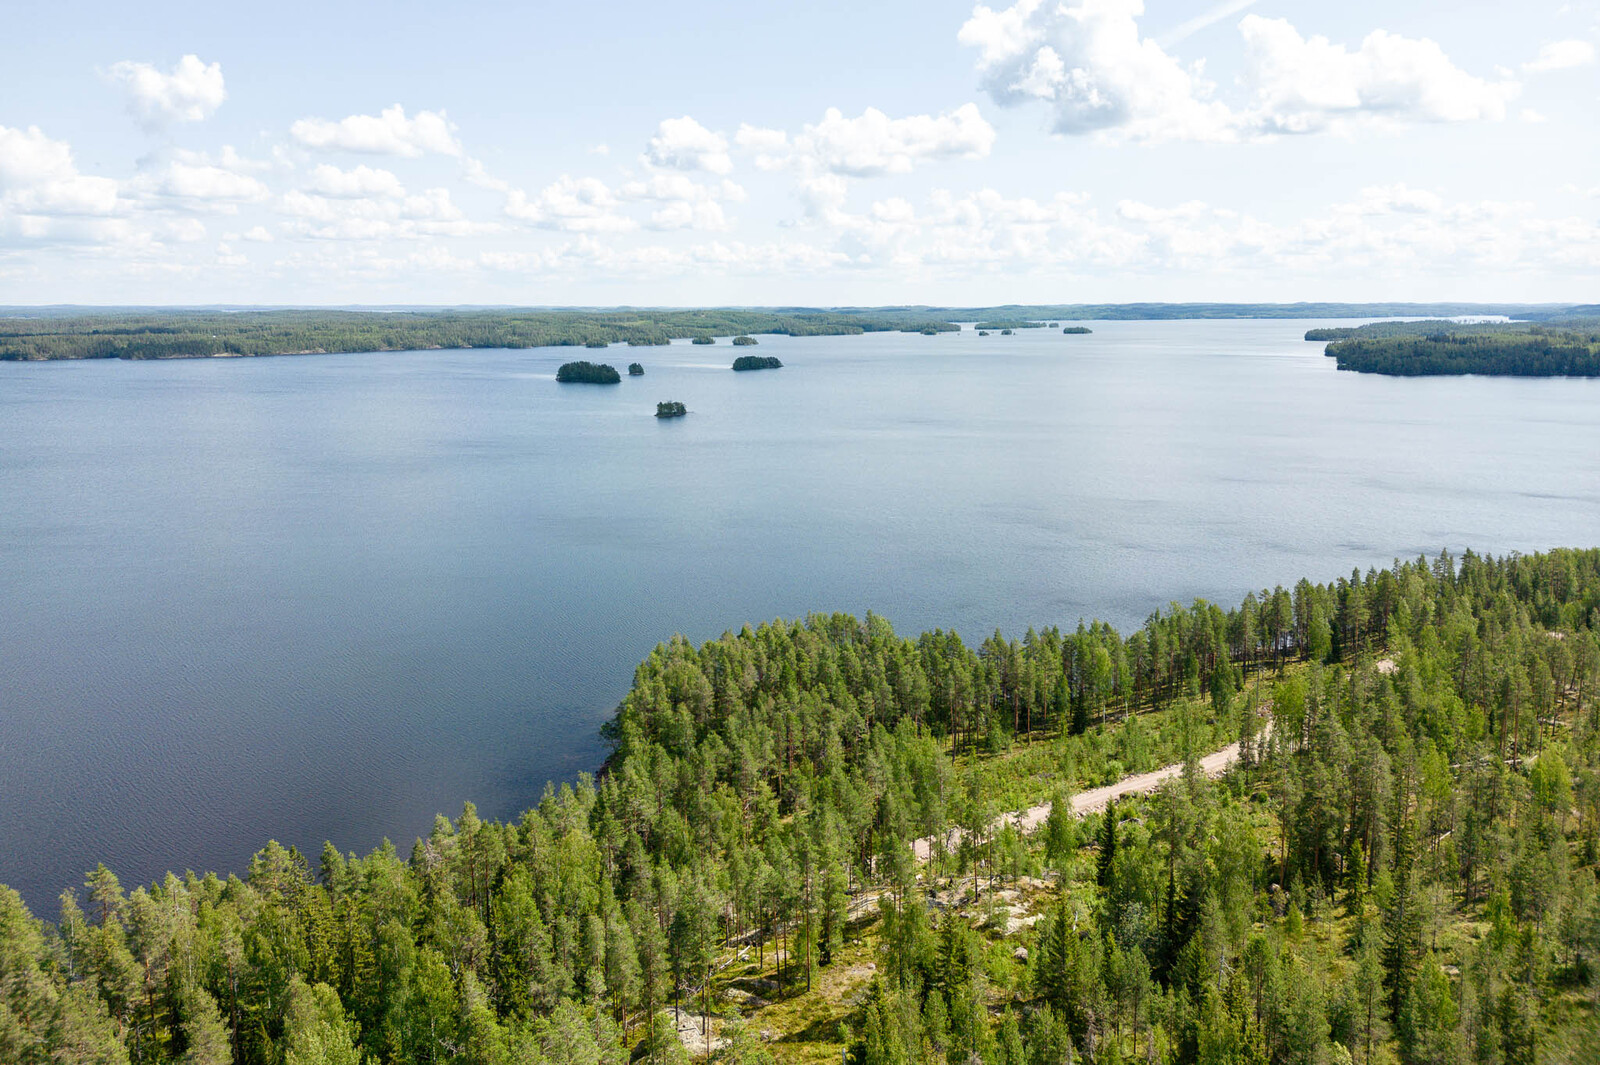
[0,310,957,362]
[3,549,1600,1065]
[4,306,1597,361]
[1309,321,1600,377]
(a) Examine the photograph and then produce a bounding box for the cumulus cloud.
[504,176,636,233]
[107,55,226,127]
[644,116,733,174]
[153,162,271,206]
[959,0,1519,141]
[959,0,1234,141]
[290,105,461,157]
[617,173,738,231]
[307,164,406,199]
[173,146,270,173]
[1239,16,1519,133]
[1523,39,1596,72]
[278,182,486,241]
[0,125,120,217]
[737,104,995,176]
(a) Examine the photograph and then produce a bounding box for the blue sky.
[2,0,1597,304]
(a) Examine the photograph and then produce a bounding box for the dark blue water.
[2,320,1597,912]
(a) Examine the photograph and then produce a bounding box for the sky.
[1,0,1598,306]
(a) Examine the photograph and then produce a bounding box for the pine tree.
[1096,803,1118,897]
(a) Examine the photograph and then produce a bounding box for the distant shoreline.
[4,303,1589,362]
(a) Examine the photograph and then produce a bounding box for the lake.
[2,319,1597,912]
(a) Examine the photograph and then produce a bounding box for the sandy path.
[912,721,1268,860]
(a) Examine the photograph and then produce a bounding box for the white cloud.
[154,162,271,206]
[0,125,120,218]
[959,0,1235,141]
[290,105,462,157]
[241,226,274,242]
[647,201,728,231]
[739,104,995,176]
[619,172,736,231]
[463,158,513,193]
[959,0,1518,142]
[307,164,406,199]
[173,146,269,173]
[1524,39,1596,72]
[1239,16,1520,133]
[504,175,636,233]
[644,116,732,174]
[278,184,485,241]
[108,55,226,126]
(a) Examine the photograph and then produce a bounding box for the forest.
[555,362,621,385]
[0,310,956,362]
[8,307,1598,362]
[3,548,1600,1065]
[732,356,782,371]
[1308,322,1600,377]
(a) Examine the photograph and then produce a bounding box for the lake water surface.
[3,319,1597,911]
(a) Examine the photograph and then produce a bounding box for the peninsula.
[1309,319,1600,376]
[2,549,1597,1065]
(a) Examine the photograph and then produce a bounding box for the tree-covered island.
[2,548,1600,1064]
[654,401,687,418]
[555,360,621,384]
[731,336,758,346]
[692,336,715,345]
[628,363,644,376]
[732,355,782,371]
[1061,326,1092,334]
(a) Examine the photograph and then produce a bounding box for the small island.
[627,362,644,376]
[584,339,609,349]
[978,330,990,337]
[1062,326,1092,334]
[731,335,758,346]
[1000,328,1013,336]
[655,401,687,418]
[732,355,782,371]
[555,360,621,384]
[691,336,715,345]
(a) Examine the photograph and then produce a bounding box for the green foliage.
[731,355,781,370]
[1313,319,1600,376]
[3,548,1600,1064]
[0,309,961,361]
[556,361,622,384]
[731,336,759,347]
[627,363,644,376]
[654,402,687,419]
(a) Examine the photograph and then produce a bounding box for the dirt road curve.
[912,721,1268,861]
